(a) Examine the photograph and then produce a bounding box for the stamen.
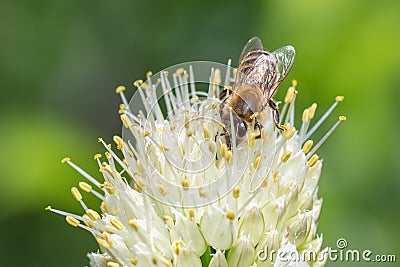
[113,136,123,150]
[285,127,296,140]
[203,125,210,140]
[307,116,346,157]
[115,85,131,115]
[188,209,195,221]
[309,103,317,119]
[248,132,256,147]
[304,96,344,140]
[106,262,120,267]
[254,155,261,169]
[86,209,101,221]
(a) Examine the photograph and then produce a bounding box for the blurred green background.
[1,0,399,266]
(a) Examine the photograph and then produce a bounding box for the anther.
[152,254,158,265]
[82,214,94,227]
[133,80,143,87]
[71,187,82,202]
[113,136,123,150]
[130,258,138,265]
[188,209,195,221]
[182,179,189,190]
[254,155,261,169]
[96,237,108,248]
[284,87,296,103]
[292,79,298,87]
[146,71,152,77]
[308,154,319,167]
[86,209,101,221]
[158,185,167,196]
[61,157,70,164]
[302,140,313,154]
[281,151,292,162]
[335,96,344,102]
[221,143,228,158]
[285,127,296,140]
[339,115,346,121]
[203,125,210,140]
[302,108,310,123]
[115,86,125,94]
[110,218,124,230]
[107,262,119,267]
[248,132,256,147]
[66,216,80,227]
[233,186,240,198]
[94,154,102,160]
[79,182,92,193]
[226,210,235,220]
[128,219,139,231]
[309,103,317,119]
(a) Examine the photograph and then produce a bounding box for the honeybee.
[219,36,295,148]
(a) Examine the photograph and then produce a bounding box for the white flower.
[47,59,345,266]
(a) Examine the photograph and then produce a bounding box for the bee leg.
[254,121,263,139]
[269,99,284,131]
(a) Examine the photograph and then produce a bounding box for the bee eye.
[236,120,247,138]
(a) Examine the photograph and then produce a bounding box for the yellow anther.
[133,183,142,193]
[285,127,296,140]
[221,143,228,158]
[309,103,317,119]
[308,154,319,167]
[101,201,108,213]
[141,82,149,90]
[94,154,102,160]
[224,85,232,91]
[302,108,310,123]
[226,210,235,220]
[203,125,210,140]
[158,185,167,196]
[273,171,279,183]
[146,71,153,77]
[97,137,103,143]
[130,258,138,265]
[66,216,80,227]
[339,115,347,121]
[86,209,101,221]
[284,87,295,103]
[302,140,314,154]
[254,155,261,169]
[79,182,92,193]
[82,214,94,227]
[107,262,119,267]
[233,68,237,77]
[335,96,344,102]
[96,237,108,248]
[208,141,216,154]
[281,151,292,162]
[71,187,82,201]
[110,218,124,230]
[188,209,195,221]
[175,68,184,75]
[133,79,143,87]
[226,150,232,164]
[144,131,151,137]
[182,179,189,190]
[199,187,207,198]
[233,186,240,198]
[162,215,174,226]
[113,136,123,150]
[163,70,169,76]
[115,85,126,94]
[45,206,51,211]
[128,219,139,231]
[61,157,70,164]
[248,132,256,147]
[120,114,133,128]
[152,254,158,265]
[292,79,298,87]
[136,160,144,173]
[173,240,184,255]
[250,112,258,120]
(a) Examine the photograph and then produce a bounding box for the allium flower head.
[47,40,345,267]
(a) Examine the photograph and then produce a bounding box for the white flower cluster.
[47,61,344,267]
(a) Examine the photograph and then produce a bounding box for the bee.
[219,36,295,148]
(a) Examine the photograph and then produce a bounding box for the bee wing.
[238,36,264,65]
[271,45,296,88]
